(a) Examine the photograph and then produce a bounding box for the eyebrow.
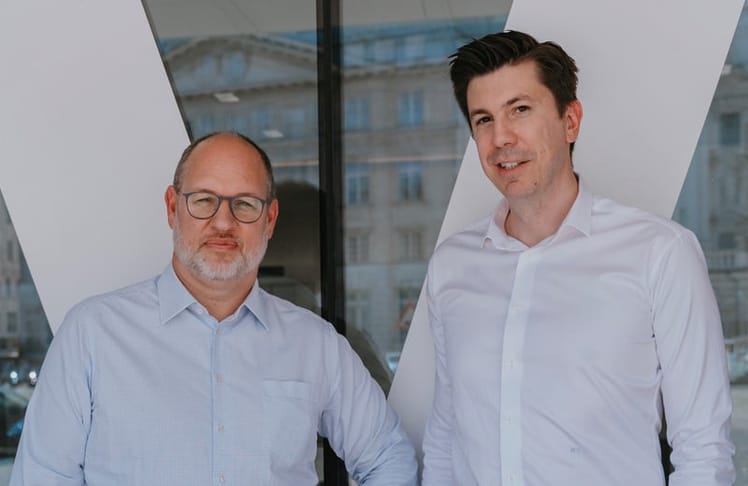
[468,94,532,119]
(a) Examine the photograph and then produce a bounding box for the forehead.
[181,136,268,193]
[467,60,547,107]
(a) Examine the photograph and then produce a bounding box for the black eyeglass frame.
[180,190,269,224]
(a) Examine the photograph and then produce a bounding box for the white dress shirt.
[11,264,417,485]
[422,183,734,486]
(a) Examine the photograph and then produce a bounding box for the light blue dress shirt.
[10,265,416,485]
[423,183,734,486]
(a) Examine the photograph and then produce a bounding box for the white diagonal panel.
[0,2,189,332]
[390,0,745,460]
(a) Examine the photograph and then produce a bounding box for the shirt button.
[218,424,224,432]
[219,473,225,483]
[216,374,223,383]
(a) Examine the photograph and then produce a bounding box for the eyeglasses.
[181,191,268,224]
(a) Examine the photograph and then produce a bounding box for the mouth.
[202,237,239,251]
[495,160,528,171]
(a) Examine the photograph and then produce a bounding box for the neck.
[504,175,579,247]
[172,256,256,321]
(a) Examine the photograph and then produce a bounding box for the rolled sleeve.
[320,328,417,485]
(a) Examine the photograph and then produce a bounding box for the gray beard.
[172,219,267,281]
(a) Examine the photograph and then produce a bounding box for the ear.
[564,99,583,144]
[265,198,279,239]
[165,186,178,229]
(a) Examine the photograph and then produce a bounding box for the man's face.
[467,60,582,204]
[165,134,278,284]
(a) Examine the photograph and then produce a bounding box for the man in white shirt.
[11,132,417,485]
[422,30,735,485]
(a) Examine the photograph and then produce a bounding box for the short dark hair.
[172,131,276,201]
[450,30,579,123]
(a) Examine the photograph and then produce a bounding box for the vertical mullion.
[316,0,348,484]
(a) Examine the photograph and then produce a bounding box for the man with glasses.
[11,132,417,485]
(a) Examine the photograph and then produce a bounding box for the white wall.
[389,0,745,460]
[0,2,189,332]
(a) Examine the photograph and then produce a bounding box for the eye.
[233,197,262,212]
[514,105,530,114]
[473,115,491,127]
[190,192,218,206]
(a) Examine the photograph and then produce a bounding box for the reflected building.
[0,197,51,367]
[675,5,748,346]
[162,18,501,362]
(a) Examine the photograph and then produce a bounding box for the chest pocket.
[262,380,319,469]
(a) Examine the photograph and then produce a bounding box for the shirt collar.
[157,264,198,325]
[482,179,594,249]
[245,280,271,331]
[156,263,269,330]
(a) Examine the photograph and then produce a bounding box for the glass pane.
[340,14,509,393]
[0,193,52,481]
[673,4,748,482]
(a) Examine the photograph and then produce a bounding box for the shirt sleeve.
[319,327,418,486]
[652,230,735,486]
[421,272,456,485]
[9,305,92,486]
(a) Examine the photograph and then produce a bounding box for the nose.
[491,118,516,148]
[210,199,237,230]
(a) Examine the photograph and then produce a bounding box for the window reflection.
[341,16,505,381]
[0,193,52,480]
[674,5,748,481]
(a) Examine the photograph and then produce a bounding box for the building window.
[399,91,423,127]
[197,56,218,80]
[399,162,423,201]
[284,107,307,139]
[373,38,396,63]
[345,232,370,264]
[399,230,423,262]
[7,240,14,261]
[720,113,740,146]
[344,97,371,131]
[396,287,420,343]
[223,51,246,83]
[346,289,370,332]
[345,164,370,206]
[251,108,272,137]
[7,312,17,334]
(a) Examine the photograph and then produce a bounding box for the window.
[345,164,370,206]
[195,113,215,137]
[197,56,218,80]
[7,240,14,261]
[398,91,423,126]
[720,113,741,147]
[284,107,306,138]
[251,108,272,139]
[344,97,371,130]
[399,230,423,261]
[345,232,370,264]
[223,51,246,83]
[7,312,17,334]
[399,162,423,201]
[346,289,370,331]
